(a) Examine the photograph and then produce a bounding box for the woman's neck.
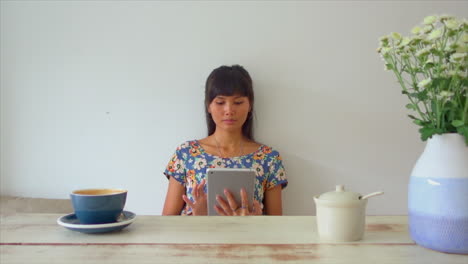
[212,131,244,147]
[211,131,245,158]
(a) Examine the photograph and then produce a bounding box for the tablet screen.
[206,168,255,216]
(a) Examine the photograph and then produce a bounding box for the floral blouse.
[164,140,288,215]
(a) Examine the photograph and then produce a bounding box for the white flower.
[211,158,225,168]
[424,58,435,68]
[410,35,423,45]
[411,26,422,35]
[418,78,431,88]
[173,159,184,174]
[450,53,466,62]
[193,158,207,170]
[456,42,467,53]
[415,47,430,57]
[428,29,442,40]
[399,37,411,47]
[437,91,454,100]
[380,47,392,55]
[423,25,433,34]
[448,70,467,78]
[252,163,264,176]
[463,34,468,43]
[424,15,437,25]
[440,91,454,97]
[445,19,459,30]
[391,32,402,40]
[276,167,287,181]
[446,42,458,51]
[439,15,455,22]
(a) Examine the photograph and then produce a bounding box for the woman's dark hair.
[205,65,254,140]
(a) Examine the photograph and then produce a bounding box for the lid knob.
[336,185,345,192]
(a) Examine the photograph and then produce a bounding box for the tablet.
[206,168,256,216]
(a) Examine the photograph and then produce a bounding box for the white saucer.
[57,210,136,234]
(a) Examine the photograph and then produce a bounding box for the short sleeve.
[267,152,288,190]
[163,144,187,185]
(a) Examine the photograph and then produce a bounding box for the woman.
[162,65,287,216]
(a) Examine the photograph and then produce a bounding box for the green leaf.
[418,127,446,141]
[452,120,464,127]
[416,90,429,101]
[456,125,468,146]
[419,127,437,141]
[413,119,424,126]
[406,104,415,110]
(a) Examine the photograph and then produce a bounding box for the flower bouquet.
[377,15,467,144]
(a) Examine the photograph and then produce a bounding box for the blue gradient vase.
[409,133,468,254]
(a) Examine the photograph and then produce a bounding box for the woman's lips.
[222,119,236,124]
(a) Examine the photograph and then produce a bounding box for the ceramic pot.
[409,133,468,254]
[314,185,383,242]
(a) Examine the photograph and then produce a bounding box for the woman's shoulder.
[251,142,282,158]
[174,140,200,151]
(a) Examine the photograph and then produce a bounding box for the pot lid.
[318,185,361,201]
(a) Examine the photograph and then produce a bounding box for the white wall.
[1,1,467,215]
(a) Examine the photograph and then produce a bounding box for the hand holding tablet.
[206,168,260,216]
[214,187,262,216]
[180,168,261,216]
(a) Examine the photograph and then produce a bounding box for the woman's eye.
[234,101,244,105]
[215,101,224,105]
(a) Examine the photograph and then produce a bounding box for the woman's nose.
[224,102,235,114]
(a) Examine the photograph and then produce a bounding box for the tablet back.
[206,168,255,216]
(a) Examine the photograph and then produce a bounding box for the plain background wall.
[1,0,467,215]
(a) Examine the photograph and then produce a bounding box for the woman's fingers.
[224,189,239,211]
[192,183,198,198]
[252,200,262,215]
[240,188,248,210]
[235,188,248,216]
[216,195,233,215]
[214,188,262,216]
[182,195,194,208]
[214,205,227,216]
[197,179,206,196]
[192,179,206,199]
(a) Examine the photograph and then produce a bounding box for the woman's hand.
[182,179,207,216]
[214,188,262,216]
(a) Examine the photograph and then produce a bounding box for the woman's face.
[208,95,251,133]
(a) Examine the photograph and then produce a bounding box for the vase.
[408,133,468,254]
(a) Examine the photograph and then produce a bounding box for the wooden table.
[0,214,466,263]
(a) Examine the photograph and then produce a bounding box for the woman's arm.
[162,177,186,215]
[264,185,283,215]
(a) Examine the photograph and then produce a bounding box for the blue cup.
[70,189,127,224]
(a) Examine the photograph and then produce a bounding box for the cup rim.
[71,188,127,196]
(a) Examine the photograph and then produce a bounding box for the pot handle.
[360,191,384,200]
